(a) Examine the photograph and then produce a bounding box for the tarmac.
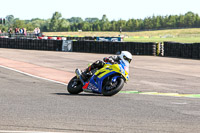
[1,48,200,133]
[1,48,200,94]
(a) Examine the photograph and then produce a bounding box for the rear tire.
[102,77,124,96]
[67,76,83,94]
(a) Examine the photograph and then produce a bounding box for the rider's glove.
[95,60,105,66]
[108,58,114,64]
[103,57,109,62]
[103,57,115,64]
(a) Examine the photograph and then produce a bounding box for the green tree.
[185,11,195,27]
[6,15,14,26]
[100,14,110,31]
[13,20,26,28]
[0,24,8,32]
[126,19,133,31]
[109,21,117,31]
[194,14,200,27]
[96,24,101,31]
[82,22,91,31]
[101,14,109,22]
[67,17,83,23]
[49,12,62,31]
[58,19,70,31]
[25,23,34,31]
[2,12,200,32]
[166,15,176,28]
[85,18,99,23]
[178,15,185,27]
[143,17,153,29]
[116,19,126,32]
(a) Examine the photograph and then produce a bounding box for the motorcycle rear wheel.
[67,76,83,94]
[102,77,124,96]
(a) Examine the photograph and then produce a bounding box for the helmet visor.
[123,55,132,63]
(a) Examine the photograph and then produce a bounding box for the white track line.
[0,65,68,86]
[0,66,69,133]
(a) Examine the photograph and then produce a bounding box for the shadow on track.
[52,93,104,97]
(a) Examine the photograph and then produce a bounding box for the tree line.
[1,11,200,33]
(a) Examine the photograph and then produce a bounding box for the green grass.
[43,28,200,43]
[124,37,200,43]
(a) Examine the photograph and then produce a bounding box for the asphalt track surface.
[1,48,200,133]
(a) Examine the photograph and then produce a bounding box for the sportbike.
[67,60,130,96]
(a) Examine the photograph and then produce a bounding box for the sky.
[1,0,200,20]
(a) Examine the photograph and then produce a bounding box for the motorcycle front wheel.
[67,76,83,94]
[102,77,124,96]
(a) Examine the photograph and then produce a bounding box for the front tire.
[102,77,124,96]
[67,76,83,94]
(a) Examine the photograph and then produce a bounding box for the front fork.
[75,69,85,85]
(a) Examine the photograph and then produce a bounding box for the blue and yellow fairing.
[94,61,129,81]
[84,60,129,93]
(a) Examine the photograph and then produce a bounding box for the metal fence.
[0,33,38,39]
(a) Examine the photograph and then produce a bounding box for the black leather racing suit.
[83,55,120,74]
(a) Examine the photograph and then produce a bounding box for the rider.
[81,51,132,79]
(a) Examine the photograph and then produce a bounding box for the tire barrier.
[156,42,164,56]
[164,42,200,59]
[72,41,157,55]
[0,38,62,51]
[0,38,157,55]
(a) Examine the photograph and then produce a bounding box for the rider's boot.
[81,66,92,80]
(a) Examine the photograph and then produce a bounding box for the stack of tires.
[72,41,157,55]
[164,42,200,59]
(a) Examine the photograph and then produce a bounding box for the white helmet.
[118,51,132,64]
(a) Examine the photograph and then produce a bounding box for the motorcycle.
[67,60,130,96]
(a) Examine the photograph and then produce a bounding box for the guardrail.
[0,33,37,39]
